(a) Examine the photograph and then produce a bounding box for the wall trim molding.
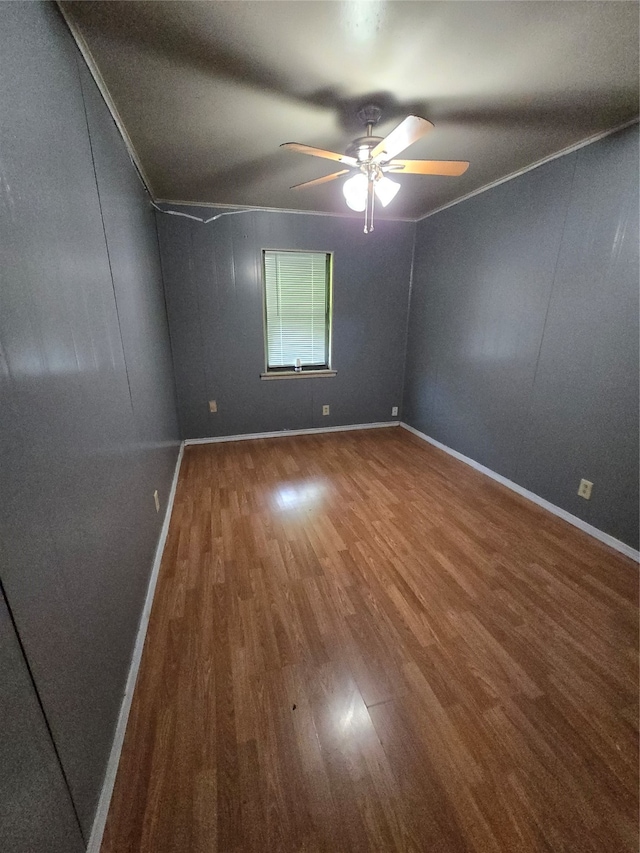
[416,117,639,223]
[55,3,640,225]
[57,2,156,198]
[400,422,639,563]
[87,441,185,853]
[153,198,414,223]
[150,120,638,223]
[184,421,400,446]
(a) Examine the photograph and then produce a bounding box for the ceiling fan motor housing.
[347,105,386,166]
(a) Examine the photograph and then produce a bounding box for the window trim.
[261,248,334,377]
[260,369,337,381]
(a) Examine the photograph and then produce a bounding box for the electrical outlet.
[153,490,160,512]
[392,406,399,417]
[578,479,593,500]
[209,400,218,413]
[322,405,330,416]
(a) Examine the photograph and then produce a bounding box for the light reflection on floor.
[335,688,370,737]
[270,479,328,513]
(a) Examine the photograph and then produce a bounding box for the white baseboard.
[184,420,400,446]
[87,441,185,853]
[401,422,639,563]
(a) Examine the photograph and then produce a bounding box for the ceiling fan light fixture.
[343,172,368,211]
[374,176,401,207]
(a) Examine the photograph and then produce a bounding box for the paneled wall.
[0,587,84,853]
[157,209,415,439]
[404,125,639,549]
[0,2,179,846]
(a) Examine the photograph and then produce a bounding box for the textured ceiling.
[61,1,639,220]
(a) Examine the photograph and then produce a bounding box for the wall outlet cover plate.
[578,479,593,500]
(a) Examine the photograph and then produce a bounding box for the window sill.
[260,370,337,381]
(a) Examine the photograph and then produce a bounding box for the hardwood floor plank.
[101,428,638,852]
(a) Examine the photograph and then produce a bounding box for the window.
[262,250,333,376]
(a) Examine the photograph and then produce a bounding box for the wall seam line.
[400,222,418,416]
[190,221,210,430]
[0,577,86,844]
[513,153,580,484]
[74,52,157,837]
[75,53,137,423]
[153,210,183,439]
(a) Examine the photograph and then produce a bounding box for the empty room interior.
[1,2,639,851]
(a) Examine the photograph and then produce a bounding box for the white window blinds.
[263,250,330,370]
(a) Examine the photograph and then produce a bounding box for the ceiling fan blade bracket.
[280,143,358,167]
[289,169,351,191]
[370,116,434,162]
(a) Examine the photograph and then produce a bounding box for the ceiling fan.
[281,105,469,233]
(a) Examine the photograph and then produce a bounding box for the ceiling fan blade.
[281,143,358,167]
[387,159,470,176]
[290,169,351,190]
[370,116,434,162]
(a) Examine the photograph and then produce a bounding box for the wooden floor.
[102,427,638,853]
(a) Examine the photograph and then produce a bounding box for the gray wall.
[0,586,84,853]
[404,125,639,550]
[157,209,415,439]
[0,2,179,846]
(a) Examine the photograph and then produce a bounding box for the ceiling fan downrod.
[364,173,375,234]
[359,106,381,233]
